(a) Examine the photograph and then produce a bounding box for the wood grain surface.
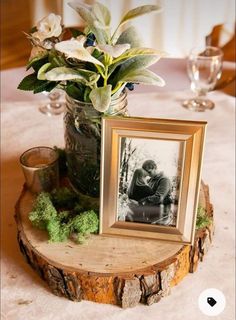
[15,182,214,307]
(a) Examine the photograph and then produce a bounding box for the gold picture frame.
[100,116,207,245]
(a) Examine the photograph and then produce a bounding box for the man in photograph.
[141,160,173,206]
[125,159,174,225]
[136,160,173,225]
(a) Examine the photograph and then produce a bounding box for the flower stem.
[103,53,111,86]
[95,65,106,78]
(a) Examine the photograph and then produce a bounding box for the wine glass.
[39,89,65,116]
[182,46,223,112]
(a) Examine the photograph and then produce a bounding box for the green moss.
[58,210,70,221]
[70,210,99,243]
[29,192,57,229]
[28,189,99,243]
[71,210,99,235]
[47,220,70,242]
[196,206,212,230]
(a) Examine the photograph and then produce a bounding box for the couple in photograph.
[127,160,173,225]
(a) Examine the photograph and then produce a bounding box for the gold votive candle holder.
[20,146,59,194]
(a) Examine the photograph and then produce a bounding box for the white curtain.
[30,0,235,57]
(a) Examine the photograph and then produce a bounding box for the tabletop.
[1,58,235,320]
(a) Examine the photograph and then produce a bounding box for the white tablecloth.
[1,60,235,320]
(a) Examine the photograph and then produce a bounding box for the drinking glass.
[39,89,65,116]
[182,46,223,112]
[20,146,59,193]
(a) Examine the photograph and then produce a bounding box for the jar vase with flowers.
[18,1,165,198]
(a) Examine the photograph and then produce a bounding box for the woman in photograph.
[127,165,174,226]
[128,168,154,202]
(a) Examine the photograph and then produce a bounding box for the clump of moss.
[29,192,57,230]
[196,206,212,230]
[29,188,99,243]
[70,210,99,243]
[47,218,70,242]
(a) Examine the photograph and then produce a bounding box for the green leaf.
[45,67,82,81]
[112,48,164,65]
[120,5,161,24]
[27,55,48,71]
[65,82,85,100]
[45,67,99,86]
[111,83,127,98]
[68,1,107,44]
[48,50,67,67]
[33,81,58,94]
[97,44,130,58]
[108,49,163,77]
[17,72,58,93]
[92,2,111,26]
[55,39,105,67]
[18,73,39,91]
[110,55,161,86]
[76,69,100,85]
[90,24,109,45]
[118,69,165,86]
[116,26,141,48]
[83,86,92,102]
[37,63,52,80]
[89,85,112,112]
[91,48,103,59]
[112,5,162,43]
[68,2,94,24]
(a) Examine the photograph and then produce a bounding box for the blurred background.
[1,0,235,70]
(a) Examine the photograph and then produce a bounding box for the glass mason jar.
[64,92,128,197]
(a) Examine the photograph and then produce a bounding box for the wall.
[61,0,235,57]
[1,0,235,69]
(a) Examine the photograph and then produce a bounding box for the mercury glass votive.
[20,146,59,194]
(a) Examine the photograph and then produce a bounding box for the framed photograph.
[100,116,207,245]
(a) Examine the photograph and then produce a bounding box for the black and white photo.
[100,116,206,244]
[118,138,184,226]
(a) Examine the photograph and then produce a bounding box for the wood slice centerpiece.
[15,181,214,308]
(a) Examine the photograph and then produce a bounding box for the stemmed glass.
[182,46,223,112]
[39,89,65,116]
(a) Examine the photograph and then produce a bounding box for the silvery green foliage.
[89,85,112,112]
[19,2,165,112]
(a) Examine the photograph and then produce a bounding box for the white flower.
[55,36,104,67]
[32,13,62,41]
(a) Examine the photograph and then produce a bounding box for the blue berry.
[126,83,135,91]
[85,33,96,47]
